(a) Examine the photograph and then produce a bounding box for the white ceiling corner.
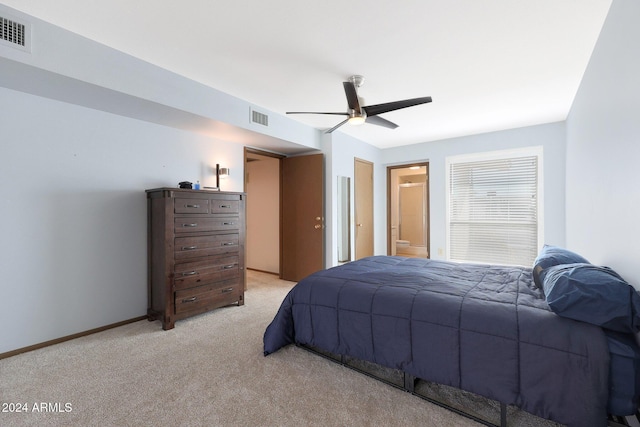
[1,0,613,149]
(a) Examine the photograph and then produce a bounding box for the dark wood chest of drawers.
[146,188,246,330]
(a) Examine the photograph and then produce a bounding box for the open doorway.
[244,148,325,281]
[245,149,282,274]
[387,163,430,258]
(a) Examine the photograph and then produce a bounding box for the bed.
[264,248,640,427]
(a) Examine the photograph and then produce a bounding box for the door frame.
[386,162,430,257]
[244,147,284,275]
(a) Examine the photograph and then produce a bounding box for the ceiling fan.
[286,75,432,133]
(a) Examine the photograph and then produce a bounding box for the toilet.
[396,240,410,253]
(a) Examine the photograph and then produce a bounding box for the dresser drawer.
[210,199,239,214]
[174,279,241,315]
[174,198,210,214]
[174,234,239,260]
[173,255,239,290]
[174,217,239,233]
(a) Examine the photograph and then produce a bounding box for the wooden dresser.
[146,188,246,330]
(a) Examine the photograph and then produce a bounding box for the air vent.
[1,15,30,52]
[251,109,269,127]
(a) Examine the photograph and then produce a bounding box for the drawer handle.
[185,204,200,208]
[222,242,236,246]
[221,287,234,293]
[182,271,197,276]
[181,246,198,250]
[223,264,236,270]
[182,296,197,303]
[219,205,232,208]
[222,222,235,226]
[182,223,198,227]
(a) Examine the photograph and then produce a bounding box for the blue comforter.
[264,256,611,427]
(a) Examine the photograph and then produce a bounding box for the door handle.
[314,224,321,229]
[357,223,363,227]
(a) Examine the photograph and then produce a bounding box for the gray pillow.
[532,244,590,289]
[543,263,640,333]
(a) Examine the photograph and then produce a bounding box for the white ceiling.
[3,0,612,149]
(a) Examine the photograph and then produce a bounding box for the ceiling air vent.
[1,14,31,52]
[251,109,269,127]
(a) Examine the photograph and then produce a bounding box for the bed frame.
[299,344,640,427]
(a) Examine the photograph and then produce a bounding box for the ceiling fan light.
[348,116,366,125]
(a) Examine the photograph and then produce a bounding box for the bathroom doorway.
[387,163,429,258]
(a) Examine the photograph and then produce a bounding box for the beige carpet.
[0,270,561,427]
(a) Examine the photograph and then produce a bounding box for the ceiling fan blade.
[366,115,398,129]
[343,81,361,111]
[325,118,349,134]
[363,96,432,117]
[286,111,348,116]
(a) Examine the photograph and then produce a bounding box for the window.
[446,147,543,266]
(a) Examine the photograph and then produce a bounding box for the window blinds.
[448,154,539,266]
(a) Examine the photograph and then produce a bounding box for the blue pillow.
[532,245,590,289]
[543,263,640,334]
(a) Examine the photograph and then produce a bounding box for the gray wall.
[566,0,640,289]
[1,87,246,353]
[324,132,383,265]
[0,4,319,354]
[381,122,567,262]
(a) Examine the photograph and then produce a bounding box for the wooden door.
[281,154,324,281]
[354,158,374,259]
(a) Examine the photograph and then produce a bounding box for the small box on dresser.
[146,188,246,330]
